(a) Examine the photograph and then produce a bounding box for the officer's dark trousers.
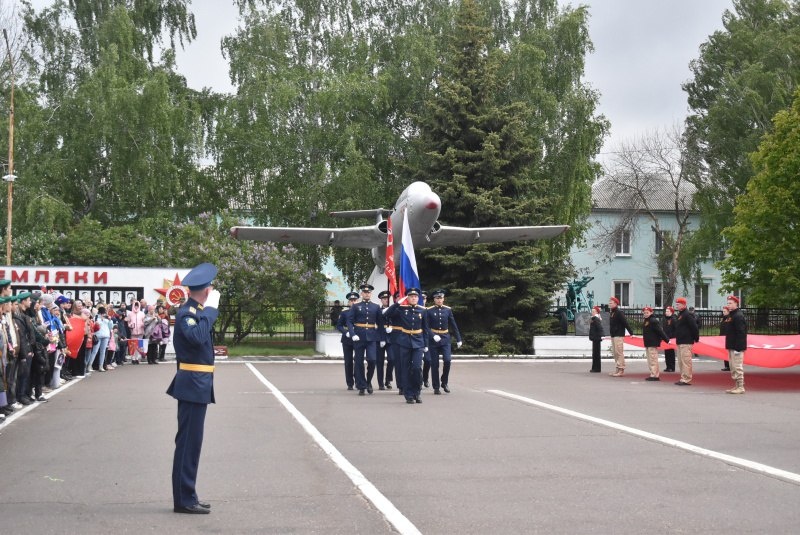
[173,400,207,508]
[664,348,676,370]
[342,343,354,388]
[434,342,453,387]
[401,347,423,400]
[354,342,376,390]
[4,359,17,404]
[422,349,431,382]
[374,345,386,387]
[591,340,601,372]
[392,344,405,392]
[384,344,394,386]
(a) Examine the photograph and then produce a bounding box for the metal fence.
[549,305,800,336]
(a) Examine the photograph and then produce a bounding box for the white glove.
[352,335,360,342]
[382,307,389,314]
[398,296,408,304]
[380,341,386,348]
[433,335,441,342]
[205,289,221,309]
[424,347,428,353]
[457,341,463,348]
[385,326,393,333]
[346,332,351,338]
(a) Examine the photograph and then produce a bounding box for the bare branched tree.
[596,124,700,305]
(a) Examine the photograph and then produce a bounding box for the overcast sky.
[21,0,735,162]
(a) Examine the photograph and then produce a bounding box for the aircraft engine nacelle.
[370,220,388,270]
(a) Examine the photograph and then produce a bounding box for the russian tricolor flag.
[398,208,420,298]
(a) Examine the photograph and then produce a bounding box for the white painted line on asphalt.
[0,374,84,430]
[489,389,800,487]
[246,363,422,535]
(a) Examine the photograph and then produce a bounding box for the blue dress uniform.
[378,291,393,389]
[384,288,429,403]
[347,284,382,394]
[167,262,218,514]
[426,289,462,393]
[336,292,358,390]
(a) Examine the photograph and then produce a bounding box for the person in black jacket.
[719,306,731,371]
[663,306,676,372]
[724,296,747,394]
[673,297,699,386]
[588,306,603,373]
[608,297,633,377]
[642,306,670,381]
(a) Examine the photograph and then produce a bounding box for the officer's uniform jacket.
[167,297,219,404]
[384,303,429,349]
[724,308,747,351]
[336,307,353,347]
[642,316,670,348]
[425,304,462,347]
[674,308,700,345]
[347,300,382,343]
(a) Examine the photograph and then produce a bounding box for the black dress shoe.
[645,376,660,381]
[197,501,211,509]
[367,386,373,394]
[589,369,601,373]
[385,383,392,390]
[721,367,730,371]
[442,385,450,393]
[174,504,210,514]
[675,381,691,386]
[423,380,430,388]
[434,389,441,395]
[347,385,354,391]
[406,398,415,404]
[415,397,422,404]
[358,389,365,396]
[663,368,674,372]
[379,385,385,390]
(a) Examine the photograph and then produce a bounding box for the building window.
[615,230,631,256]
[614,281,630,306]
[654,282,665,308]
[694,283,709,309]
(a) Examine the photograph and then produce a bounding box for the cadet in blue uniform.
[425,289,462,394]
[383,287,429,404]
[167,262,220,514]
[347,284,382,395]
[336,292,358,390]
[388,291,405,396]
[377,290,391,390]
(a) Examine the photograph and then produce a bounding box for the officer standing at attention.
[336,292,358,390]
[383,288,429,404]
[388,291,405,396]
[168,262,220,515]
[425,289,462,394]
[347,284,381,395]
[377,290,392,390]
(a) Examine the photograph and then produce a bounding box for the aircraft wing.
[230,225,383,248]
[421,225,569,247]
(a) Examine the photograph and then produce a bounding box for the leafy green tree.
[684,0,800,259]
[718,88,800,307]
[410,0,605,353]
[164,211,326,343]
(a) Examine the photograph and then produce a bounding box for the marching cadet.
[347,284,381,395]
[388,291,405,396]
[167,262,220,514]
[642,306,670,381]
[674,297,699,386]
[608,296,633,377]
[724,295,747,394]
[377,290,392,389]
[421,290,432,387]
[336,292,358,391]
[425,289,462,394]
[383,287,429,404]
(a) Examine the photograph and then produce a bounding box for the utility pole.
[3,29,15,266]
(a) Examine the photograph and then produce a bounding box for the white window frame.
[615,230,631,256]
[654,281,666,308]
[613,281,631,307]
[694,282,709,309]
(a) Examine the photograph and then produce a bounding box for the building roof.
[592,176,697,212]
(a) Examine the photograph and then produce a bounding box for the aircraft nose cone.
[426,193,441,210]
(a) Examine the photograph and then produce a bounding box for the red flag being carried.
[384,216,397,299]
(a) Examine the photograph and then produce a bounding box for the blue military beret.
[346,291,359,300]
[182,262,218,291]
[405,287,420,296]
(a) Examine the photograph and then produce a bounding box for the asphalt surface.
[1,357,799,534]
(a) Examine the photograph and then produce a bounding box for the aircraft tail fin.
[330,209,393,221]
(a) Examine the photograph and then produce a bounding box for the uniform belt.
[179,363,215,373]
[431,329,449,334]
[355,323,377,328]
[398,327,422,335]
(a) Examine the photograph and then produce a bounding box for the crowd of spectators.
[0,280,174,422]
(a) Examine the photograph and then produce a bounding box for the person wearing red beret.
[608,296,633,377]
[724,296,747,394]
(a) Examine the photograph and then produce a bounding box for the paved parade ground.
[1,358,799,534]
